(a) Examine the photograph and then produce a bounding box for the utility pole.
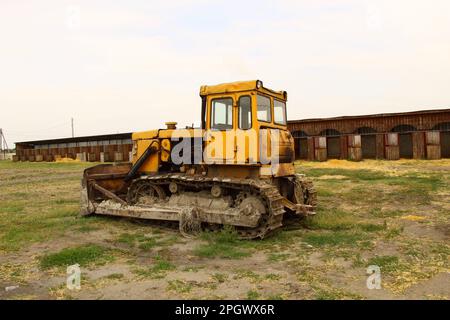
[0,128,9,159]
[71,118,74,137]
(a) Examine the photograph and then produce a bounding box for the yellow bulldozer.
[81,80,316,239]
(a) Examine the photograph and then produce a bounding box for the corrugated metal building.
[14,133,133,162]
[288,108,450,161]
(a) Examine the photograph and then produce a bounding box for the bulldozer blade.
[93,200,261,228]
[81,162,132,215]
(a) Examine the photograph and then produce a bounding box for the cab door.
[235,94,257,164]
[204,95,236,163]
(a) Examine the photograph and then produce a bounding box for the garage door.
[441,132,450,158]
[298,138,308,159]
[361,135,376,159]
[327,137,341,159]
[399,133,413,158]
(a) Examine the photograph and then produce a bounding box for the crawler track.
[126,174,286,239]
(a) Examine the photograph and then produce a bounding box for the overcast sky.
[1,0,449,146]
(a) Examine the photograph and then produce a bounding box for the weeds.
[366,255,401,273]
[116,232,171,250]
[246,290,260,300]
[303,208,355,231]
[193,227,250,259]
[133,255,175,279]
[39,245,113,269]
[302,231,366,247]
[212,273,228,283]
[167,280,193,294]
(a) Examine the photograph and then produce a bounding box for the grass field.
[0,159,449,300]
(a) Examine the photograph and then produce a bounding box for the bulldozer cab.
[200,80,288,131]
[200,80,293,165]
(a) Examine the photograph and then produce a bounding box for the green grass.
[0,160,95,170]
[265,273,282,281]
[302,231,366,247]
[359,223,387,232]
[233,269,281,283]
[0,204,25,214]
[369,208,405,218]
[138,239,158,250]
[235,228,302,251]
[0,162,105,252]
[54,199,79,205]
[104,273,125,280]
[167,280,193,294]
[302,166,443,189]
[133,255,175,279]
[211,273,228,283]
[234,269,260,282]
[315,288,340,300]
[352,253,365,267]
[302,166,444,206]
[193,227,251,259]
[366,255,401,273]
[182,266,204,272]
[39,244,114,269]
[302,168,388,181]
[152,255,176,272]
[116,233,146,246]
[384,226,404,239]
[246,290,260,300]
[430,243,450,256]
[155,235,180,247]
[303,208,355,231]
[8,192,29,198]
[116,232,176,250]
[314,287,363,300]
[0,207,90,251]
[76,225,99,233]
[267,294,284,300]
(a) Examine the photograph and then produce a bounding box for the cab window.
[274,99,287,125]
[211,98,233,130]
[257,94,271,123]
[238,96,252,130]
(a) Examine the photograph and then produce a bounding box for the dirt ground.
[0,159,448,300]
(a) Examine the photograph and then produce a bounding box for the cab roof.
[199,80,287,101]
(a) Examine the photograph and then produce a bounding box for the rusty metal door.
[299,138,308,159]
[399,133,413,158]
[327,137,341,159]
[441,132,450,158]
[298,138,308,159]
[361,135,376,159]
